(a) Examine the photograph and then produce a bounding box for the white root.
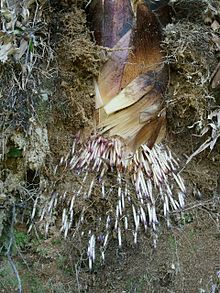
[42,136,186,268]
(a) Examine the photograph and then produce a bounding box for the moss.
[15,231,29,249]
[7,147,23,159]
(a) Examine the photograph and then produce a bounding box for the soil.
[0,0,220,292]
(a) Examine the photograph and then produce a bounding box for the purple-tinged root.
[40,134,186,269]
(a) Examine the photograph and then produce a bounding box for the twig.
[75,262,81,293]
[171,198,218,214]
[5,203,23,293]
[15,244,31,273]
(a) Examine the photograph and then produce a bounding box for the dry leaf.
[0,42,16,62]
[14,39,28,61]
[211,62,220,88]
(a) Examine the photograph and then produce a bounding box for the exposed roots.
[39,135,186,269]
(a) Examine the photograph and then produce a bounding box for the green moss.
[179,213,194,226]
[7,147,23,158]
[15,231,29,249]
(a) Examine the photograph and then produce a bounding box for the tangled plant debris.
[163,21,217,133]
[0,0,53,86]
[0,0,52,211]
[0,0,55,137]
[162,0,220,160]
[186,109,220,164]
[0,1,53,291]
